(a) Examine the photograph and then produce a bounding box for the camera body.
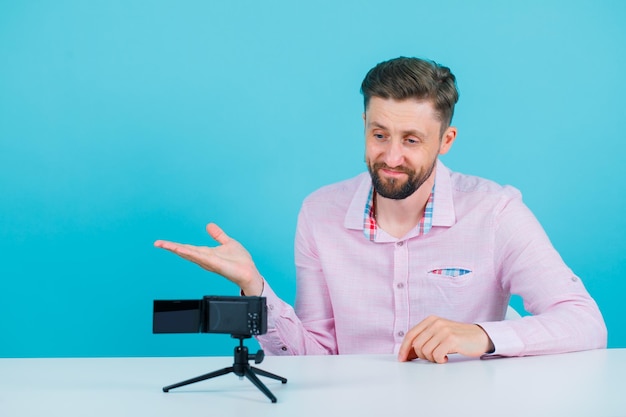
[153,296,267,336]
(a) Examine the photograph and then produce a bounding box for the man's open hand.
[154,223,264,296]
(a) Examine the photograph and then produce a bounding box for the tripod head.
[231,334,264,366]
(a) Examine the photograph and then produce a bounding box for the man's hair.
[360,57,459,129]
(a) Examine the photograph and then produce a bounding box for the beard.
[367,158,437,200]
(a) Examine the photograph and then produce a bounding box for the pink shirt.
[257,160,607,357]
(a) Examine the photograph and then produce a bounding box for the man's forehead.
[366,97,439,117]
[364,98,442,131]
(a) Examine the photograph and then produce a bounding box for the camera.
[153,296,267,336]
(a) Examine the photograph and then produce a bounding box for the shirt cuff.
[259,279,286,330]
[476,320,525,357]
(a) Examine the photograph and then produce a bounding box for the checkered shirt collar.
[363,185,435,242]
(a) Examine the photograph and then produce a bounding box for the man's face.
[364,97,456,200]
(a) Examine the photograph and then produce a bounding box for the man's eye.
[406,138,419,145]
[374,134,385,140]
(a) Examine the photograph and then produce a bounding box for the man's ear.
[439,126,457,155]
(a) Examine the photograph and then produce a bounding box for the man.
[155,57,607,363]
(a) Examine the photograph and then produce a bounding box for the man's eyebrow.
[367,121,388,130]
[367,121,426,137]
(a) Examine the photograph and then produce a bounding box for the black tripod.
[162,335,287,403]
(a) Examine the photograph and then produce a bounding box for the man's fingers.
[398,338,416,361]
[154,239,183,252]
[206,223,231,245]
[398,316,467,364]
[400,317,493,364]
[154,240,199,260]
[404,348,418,361]
[398,316,436,361]
[427,338,453,364]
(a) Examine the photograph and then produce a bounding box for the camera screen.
[207,300,250,335]
[153,300,202,333]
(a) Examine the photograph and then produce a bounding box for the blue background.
[1,1,624,357]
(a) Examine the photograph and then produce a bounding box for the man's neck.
[374,172,435,239]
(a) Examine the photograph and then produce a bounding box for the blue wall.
[1,1,624,357]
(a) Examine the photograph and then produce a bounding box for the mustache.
[371,162,414,175]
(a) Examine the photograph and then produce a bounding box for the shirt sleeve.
[255,205,337,355]
[477,190,607,357]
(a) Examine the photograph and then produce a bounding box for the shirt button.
[269,304,274,310]
[397,331,405,337]
[396,283,404,289]
[281,346,288,351]
[571,276,579,282]
[396,241,404,247]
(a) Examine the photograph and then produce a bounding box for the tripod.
[162,335,287,403]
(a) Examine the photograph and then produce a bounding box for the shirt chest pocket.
[426,267,474,287]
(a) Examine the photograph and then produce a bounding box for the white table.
[1,349,624,417]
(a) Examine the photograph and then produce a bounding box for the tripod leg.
[250,366,288,383]
[163,366,233,392]
[243,368,278,403]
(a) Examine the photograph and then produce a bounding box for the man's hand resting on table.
[154,223,264,296]
[398,316,495,364]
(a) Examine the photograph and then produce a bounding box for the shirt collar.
[431,160,456,227]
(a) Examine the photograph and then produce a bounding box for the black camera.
[153,296,267,336]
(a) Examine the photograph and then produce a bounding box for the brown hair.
[360,57,459,128]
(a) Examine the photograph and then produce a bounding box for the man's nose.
[384,140,404,168]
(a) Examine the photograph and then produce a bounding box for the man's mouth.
[379,166,408,177]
